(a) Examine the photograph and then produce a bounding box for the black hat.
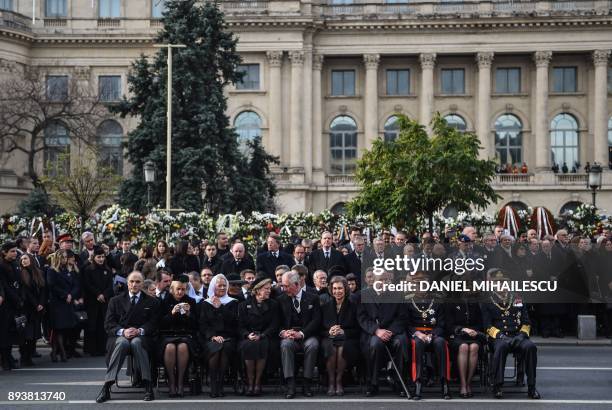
[226,273,246,286]
[92,246,106,256]
[1,241,17,252]
[488,268,508,281]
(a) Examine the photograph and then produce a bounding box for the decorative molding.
[419,53,436,70]
[393,104,403,113]
[561,102,571,111]
[313,54,324,71]
[476,52,494,69]
[339,105,348,114]
[449,104,458,113]
[593,49,611,67]
[533,51,553,68]
[73,66,91,81]
[505,103,514,112]
[288,50,304,66]
[363,53,380,70]
[0,58,20,74]
[266,50,283,67]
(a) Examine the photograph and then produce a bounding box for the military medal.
[411,299,434,319]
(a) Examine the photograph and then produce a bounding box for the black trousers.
[490,336,537,386]
[410,335,450,383]
[363,334,407,386]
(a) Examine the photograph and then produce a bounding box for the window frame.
[552,66,578,93]
[440,68,465,95]
[0,0,14,12]
[46,75,69,102]
[44,121,70,177]
[96,120,124,176]
[45,0,67,18]
[494,114,523,167]
[99,0,121,18]
[386,69,410,96]
[331,69,356,97]
[236,64,261,91]
[550,113,580,168]
[383,115,400,142]
[495,67,521,94]
[329,115,358,175]
[234,111,262,156]
[98,75,122,102]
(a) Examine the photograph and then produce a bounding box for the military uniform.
[482,292,539,398]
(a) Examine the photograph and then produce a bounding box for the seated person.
[158,276,198,397]
[356,270,408,397]
[277,270,321,399]
[96,271,160,403]
[199,274,239,398]
[406,271,450,400]
[482,269,541,400]
[320,276,360,396]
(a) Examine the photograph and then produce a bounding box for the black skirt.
[239,337,271,361]
[205,338,237,359]
[449,334,483,353]
[321,336,360,366]
[159,335,198,359]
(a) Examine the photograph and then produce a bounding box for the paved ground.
[0,344,611,409]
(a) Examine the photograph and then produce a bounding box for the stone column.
[476,52,494,159]
[302,50,313,183]
[419,53,436,130]
[289,50,304,168]
[312,54,324,173]
[266,51,283,160]
[363,54,380,148]
[593,50,611,167]
[534,51,552,171]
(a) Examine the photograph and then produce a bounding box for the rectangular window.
[331,70,355,96]
[99,76,122,102]
[495,67,521,94]
[45,0,67,17]
[441,68,465,94]
[99,0,121,18]
[552,67,577,93]
[0,0,14,11]
[236,64,260,90]
[46,75,69,101]
[386,69,410,95]
[152,0,166,18]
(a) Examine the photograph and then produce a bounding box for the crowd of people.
[0,224,611,403]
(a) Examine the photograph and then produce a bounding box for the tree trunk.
[428,212,434,234]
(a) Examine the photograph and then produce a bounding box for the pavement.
[0,344,611,409]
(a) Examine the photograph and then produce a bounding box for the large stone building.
[1,0,612,217]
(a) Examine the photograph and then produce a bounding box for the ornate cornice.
[419,53,436,70]
[0,58,21,74]
[363,53,380,70]
[313,54,324,71]
[266,50,283,67]
[476,52,494,69]
[288,50,304,66]
[593,49,611,66]
[533,51,553,68]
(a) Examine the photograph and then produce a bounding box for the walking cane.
[376,318,411,399]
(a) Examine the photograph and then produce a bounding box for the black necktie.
[293,297,300,310]
[131,295,137,306]
[325,251,330,260]
[273,252,278,258]
[357,253,361,261]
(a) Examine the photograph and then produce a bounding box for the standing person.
[95,271,160,403]
[26,238,46,269]
[308,231,346,279]
[256,234,294,281]
[17,254,46,367]
[200,268,214,296]
[82,247,114,356]
[201,243,222,274]
[215,232,230,258]
[153,240,170,268]
[111,238,138,279]
[47,250,80,362]
[320,276,360,396]
[238,277,279,396]
[199,274,239,398]
[134,245,158,280]
[0,242,24,370]
[167,241,200,278]
[79,231,96,269]
[219,243,255,277]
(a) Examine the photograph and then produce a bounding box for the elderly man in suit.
[278,270,321,399]
[219,242,255,277]
[96,271,160,403]
[256,234,294,281]
[308,231,346,279]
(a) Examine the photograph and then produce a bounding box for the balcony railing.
[222,0,269,12]
[43,18,67,27]
[493,1,537,13]
[327,174,356,185]
[0,10,31,33]
[552,1,595,11]
[434,1,479,14]
[493,173,533,184]
[97,18,121,28]
[556,174,588,184]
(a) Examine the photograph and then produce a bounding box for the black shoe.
[303,379,313,397]
[95,383,112,403]
[493,385,503,399]
[365,384,378,397]
[143,391,154,401]
[528,386,541,399]
[143,381,154,402]
[442,381,451,400]
[285,378,295,399]
[413,382,422,400]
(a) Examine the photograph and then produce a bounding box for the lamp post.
[153,43,186,214]
[144,160,155,212]
[587,162,603,207]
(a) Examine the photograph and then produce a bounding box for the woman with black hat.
[47,249,80,362]
[238,277,279,396]
[199,274,239,398]
[17,254,46,366]
[158,275,198,397]
[82,246,114,356]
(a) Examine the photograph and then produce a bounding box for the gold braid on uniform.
[486,293,512,339]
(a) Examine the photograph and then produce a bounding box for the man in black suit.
[110,238,138,278]
[292,244,308,268]
[278,270,321,399]
[308,231,346,279]
[26,238,47,269]
[356,270,409,397]
[201,243,222,274]
[79,231,96,270]
[219,243,255,276]
[96,271,160,403]
[256,233,294,281]
[344,237,365,286]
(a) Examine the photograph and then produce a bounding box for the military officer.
[481,269,541,400]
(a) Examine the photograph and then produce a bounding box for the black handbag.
[14,315,27,331]
[74,310,88,323]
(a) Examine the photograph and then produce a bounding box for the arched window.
[330,115,357,175]
[505,201,528,213]
[551,113,579,169]
[495,114,522,166]
[443,114,467,132]
[44,121,70,176]
[559,201,582,216]
[384,115,400,142]
[331,202,346,215]
[97,120,123,175]
[234,111,262,157]
[608,117,612,167]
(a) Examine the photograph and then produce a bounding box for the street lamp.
[587,162,603,207]
[144,160,155,212]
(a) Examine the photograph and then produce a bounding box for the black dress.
[199,299,239,358]
[158,295,198,358]
[20,269,46,341]
[445,300,485,352]
[237,298,279,360]
[47,267,80,330]
[320,297,360,366]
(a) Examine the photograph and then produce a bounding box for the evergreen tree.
[114,0,277,213]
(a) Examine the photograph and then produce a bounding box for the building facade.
[1,0,612,217]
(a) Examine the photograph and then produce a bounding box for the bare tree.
[0,65,109,188]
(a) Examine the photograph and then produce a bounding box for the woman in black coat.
[17,254,46,366]
[82,247,114,356]
[445,293,484,398]
[159,277,198,397]
[47,249,80,362]
[0,242,23,370]
[320,276,360,396]
[238,277,279,396]
[167,241,200,278]
[199,274,239,398]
